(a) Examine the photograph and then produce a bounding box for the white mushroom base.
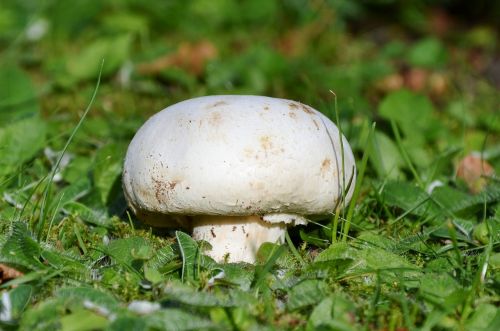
[191,215,286,263]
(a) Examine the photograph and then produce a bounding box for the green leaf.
[62,156,93,184]
[57,287,120,312]
[465,304,499,331]
[307,295,358,331]
[41,250,86,273]
[381,181,435,216]
[0,116,46,178]
[60,309,109,331]
[8,284,33,319]
[146,245,176,270]
[307,296,335,331]
[63,202,112,228]
[93,143,126,205]
[314,242,357,263]
[62,35,131,85]
[0,65,39,124]
[315,241,419,285]
[49,177,91,213]
[108,316,147,331]
[433,185,500,217]
[20,288,117,330]
[19,298,62,331]
[218,263,254,290]
[106,237,153,271]
[378,90,439,144]
[418,272,459,305]
[0,222,43,270]
[176,231,200,282]
[162,281,240,308]
[287,279,328,311]
[370,131,404,179]
[145,308,214,330]
[361,247,419,276]
[407,37,448,69]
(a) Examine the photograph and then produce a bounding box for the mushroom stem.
[191,215,286,263]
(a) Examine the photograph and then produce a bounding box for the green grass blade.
[342,122,375,242]
[36,60,104,241]
[390,120,423,187]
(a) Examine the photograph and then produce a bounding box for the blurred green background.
[0,1,499,330]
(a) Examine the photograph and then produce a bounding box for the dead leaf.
[137,40,217,76]
[456,154,495,193]
[0,263,24,284]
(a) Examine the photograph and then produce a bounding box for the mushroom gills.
[191,215,287,263]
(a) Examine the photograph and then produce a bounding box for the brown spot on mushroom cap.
[260,136,273,151]
[207,111,223,126]
[288,111,297,119]
[152,177,178,204]
[289,101,315,114]
[300,104,315,114]
[320,159,331,176]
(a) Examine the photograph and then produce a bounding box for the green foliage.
[287,279,328,311]
[60,35,131,86]
[379,90,440,145]
[0,117,46,179]
[92,143,127,206]
[407,38,448,69]
[0,1,498,330]
[0,222,43,271]
[0,66,39,123]
[106,236,153,271]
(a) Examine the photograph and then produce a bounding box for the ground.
[0,1,499,330]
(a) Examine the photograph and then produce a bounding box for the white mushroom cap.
[123,95,356,262]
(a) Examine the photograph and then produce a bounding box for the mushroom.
[123,95,356,263]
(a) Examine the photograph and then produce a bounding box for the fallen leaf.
[137,40,217,76]
[456,154,495,193]
[0,263,24,284]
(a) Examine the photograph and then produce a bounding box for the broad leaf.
[0,65,39,124]
[378,90,440,145]
[287,279,328,311]
[92,142,126,205]
[145,308,214,330]
[0,117,46,178]
[176,231,200,282]
[106,236,153,271]
[0,222,43,270]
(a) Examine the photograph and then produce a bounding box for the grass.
[0,1,499,330]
